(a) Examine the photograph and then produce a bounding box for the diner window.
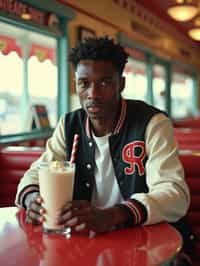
[0,52,23,135]
[122,57,148,102]
[171,71,196,119]
[28,49,57,128]
[152,64,166,112]
[0,21,57,135]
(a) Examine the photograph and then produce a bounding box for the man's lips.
[87,106,101,112]
[86,103,102,112]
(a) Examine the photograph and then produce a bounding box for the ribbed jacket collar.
[85,98,127,138]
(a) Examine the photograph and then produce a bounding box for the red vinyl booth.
[179,152,200,265]
[175,128,200,151]
[0,146,200,264]
[173,118,200,129]
[175,128,200,143]
[0,147,43,207]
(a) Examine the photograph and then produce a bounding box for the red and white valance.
[0,35,56,63]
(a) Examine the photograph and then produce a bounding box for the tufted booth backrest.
[179,153,200,230]
[0,147,43,207]
[175,129,200,151]
[0,146,200,263]
[175,128,200,144]
[0,147,199,212]
[179,152,200,263]
[1,146,200,262]
[173,118,200,128]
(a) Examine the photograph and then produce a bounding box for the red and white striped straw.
[70,134,79,164]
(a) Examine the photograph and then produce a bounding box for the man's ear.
[119,77,125,93]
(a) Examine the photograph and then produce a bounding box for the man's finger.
[58,202,72,216]
[75,223,86,232]
[57,206,91,225]
[25,216,33,224]
[72,216,97,232]
[30,201,44,214]
[59,200,90,217]
[65,217,78,227]
[65,215,91,229]
[71,207,91,217]
[26,208,43,224]
[36,196,43,204]
[70,200,90,209]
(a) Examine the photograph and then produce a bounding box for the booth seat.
[0,147,43,207]
[179,152,200,265]
[1,146,200,264]
[178,144,200,151]
[174,128,200,151]
[173,117,200,128]
[9,139,47,147]
[175,128,200,144]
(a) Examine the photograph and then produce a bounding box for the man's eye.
[99,81,107,87]
[77,80,89,88]
[99,80,112,87]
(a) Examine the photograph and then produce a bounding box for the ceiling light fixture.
[167,1,200,41]
[167,0,198,22]
[188,15,200,40]
[21,13,31,20]
[21,8,31,20]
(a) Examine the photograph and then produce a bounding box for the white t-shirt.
[91,133,124,208]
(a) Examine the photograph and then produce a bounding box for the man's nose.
[87,82,99,99]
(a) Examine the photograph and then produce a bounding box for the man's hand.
[25,192,45,225]
[56,200,129,233]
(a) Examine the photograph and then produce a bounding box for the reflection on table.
[0,207,182,266]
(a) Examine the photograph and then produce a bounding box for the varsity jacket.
[15,99,190,228]
[65,100,160,202]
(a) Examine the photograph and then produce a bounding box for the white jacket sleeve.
[130,113,190,225]
[15,116,66,206]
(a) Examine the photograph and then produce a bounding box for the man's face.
[75,60,124,121]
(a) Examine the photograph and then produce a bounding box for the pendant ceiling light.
[188,16,200,40]
[167,1,198,22]
[188,28,200,39]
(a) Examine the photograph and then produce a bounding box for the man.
[16,37,191,264]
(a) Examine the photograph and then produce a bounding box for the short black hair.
[69,36,128,75]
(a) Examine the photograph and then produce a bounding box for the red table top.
[0,207,182,266]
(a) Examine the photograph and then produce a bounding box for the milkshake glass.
[38,161,75,234]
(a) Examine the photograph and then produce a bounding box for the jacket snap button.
[190,234,195,240]
[89,142,93,147]
[86,164,92,169]
[86,183,90,188]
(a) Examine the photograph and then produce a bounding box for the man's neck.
[90,106,121,137]
[91,120,112,137]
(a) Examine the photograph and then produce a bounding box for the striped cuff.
[17,185,39,208]
[120,199,147,226]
